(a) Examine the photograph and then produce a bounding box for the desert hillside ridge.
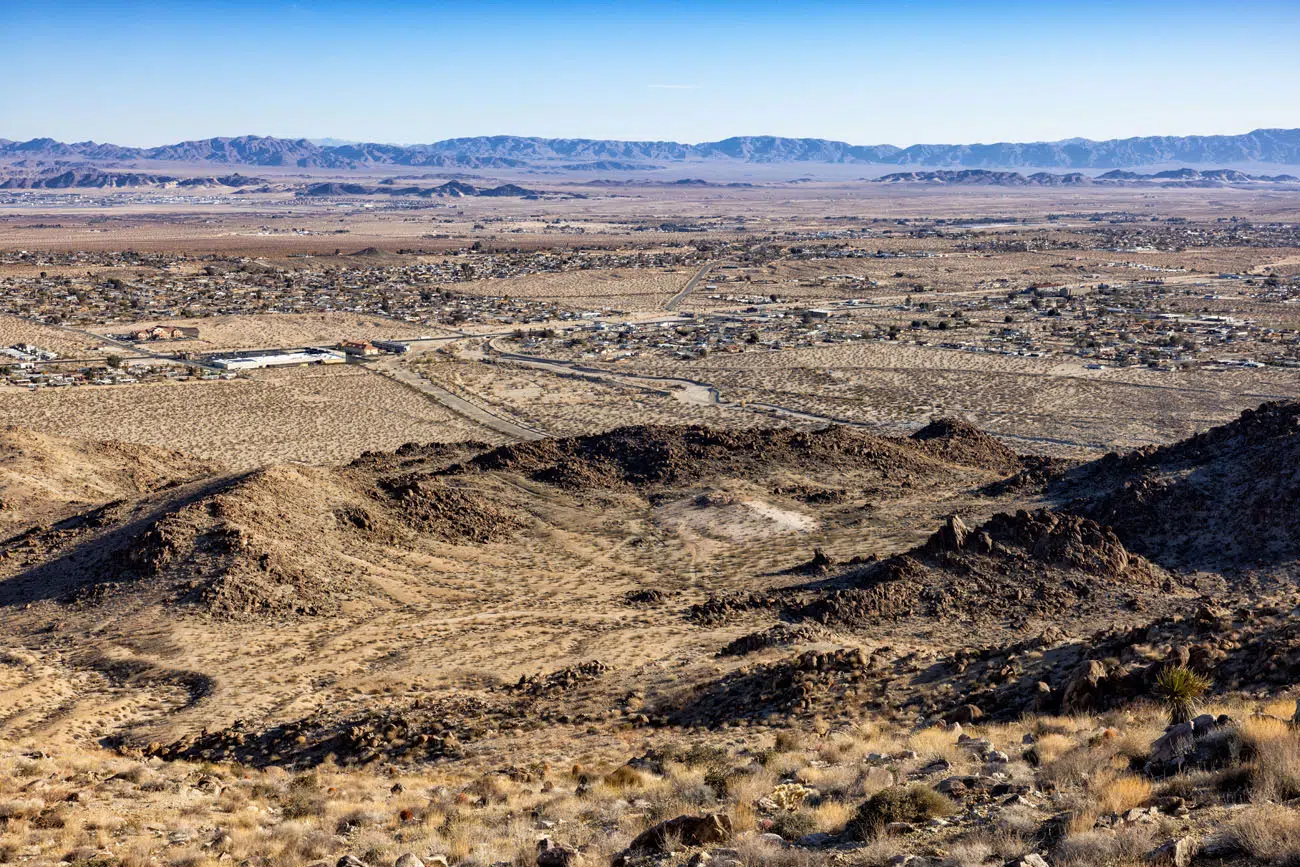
[3,407,1300,867]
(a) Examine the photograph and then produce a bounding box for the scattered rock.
[1146,837,1197,867]
[1006,856,1050,867]
[536,838,580,867]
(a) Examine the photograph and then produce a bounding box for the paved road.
[368,357,546,442]
[664,261,716,312]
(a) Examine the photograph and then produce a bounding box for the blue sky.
[6,0,1299,146]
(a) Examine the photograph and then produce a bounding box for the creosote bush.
[847,784,955,840]
[768,809,819,841]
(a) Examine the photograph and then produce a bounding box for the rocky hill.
[873,168,1300,186]
[299,181,543,198]
[5,411,1300,867]
[0,421,1023,621]
[0,168,268,189]
[1056,401,1300,574]
[456,422,1022,491]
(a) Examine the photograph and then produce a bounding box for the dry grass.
[1094,774,1153,815]
[1241,716,1300,802]
[906,727,965,764]
[0,364,493,470]
[1225,804,1300,864]
[3,701,1300,867]
[1053,825,1156,867]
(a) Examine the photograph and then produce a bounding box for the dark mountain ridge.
[5,128,1300,169]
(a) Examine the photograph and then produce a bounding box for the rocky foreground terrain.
[2,404,1300,867]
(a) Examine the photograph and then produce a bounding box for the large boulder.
[1149,723,1195,772]
[616,814,732,864]
[927,515,970,553]
[1060,660,1108,714]
[943,704,983,725]
[536,839,580,867]
[1006,857,1050,867]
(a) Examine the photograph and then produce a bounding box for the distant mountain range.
[3,128,1300,170]
[873,168,1300,186]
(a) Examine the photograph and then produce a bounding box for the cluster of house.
[512,306,876,362]
[0,246,721,329]
[510,270,1300,373]
[0,191,248,208]
[115,325,201,342]
[0,360,234,390]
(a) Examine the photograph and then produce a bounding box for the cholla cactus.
[768,782,816,811]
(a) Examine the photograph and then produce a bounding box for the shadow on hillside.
[0,472,251,608]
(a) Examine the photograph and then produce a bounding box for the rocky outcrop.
[1060,401,1300,572]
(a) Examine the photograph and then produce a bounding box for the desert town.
[0,205,1296,423]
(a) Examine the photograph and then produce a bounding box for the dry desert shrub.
[734,832,818,867]
[1029,732,1079,765]
[955,827,1032,862]
[767,808,818,841]
[1240,716,1300,802]
[906,727,965,765]
[279,773,328,820]
[726,765,778,808]
[1053,825,1156,867]
[847,784,955,841]
[1224,804,1300,864]
[808,799,855,834]
[942,835,994,867]
[762,751,809,778]
[793,763,861,799]
[1041,724,1155,790]
[813,732,869,765]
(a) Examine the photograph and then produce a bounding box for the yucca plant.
[1153,665,1212,724]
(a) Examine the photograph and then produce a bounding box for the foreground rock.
[614,814,733,866]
